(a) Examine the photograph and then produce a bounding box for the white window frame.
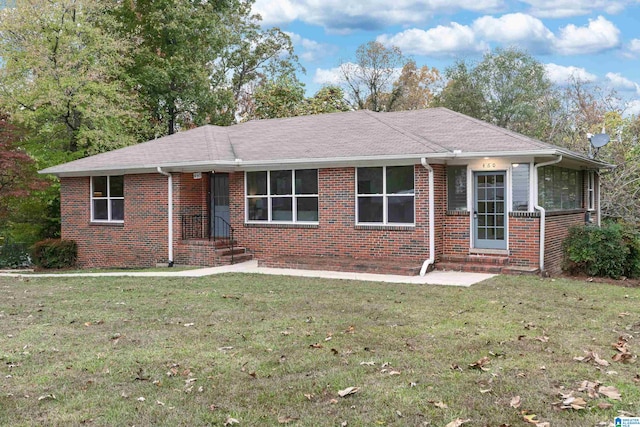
[90,176,124,223]
[587,170,596,211]
[355,166,415,226]
[245,169,319,224]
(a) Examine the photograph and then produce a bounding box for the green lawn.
[0,274,638,426]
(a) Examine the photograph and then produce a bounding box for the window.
[511,163,530,211]
[537,166,583,211]
[587,170,595,211]
[246,169,318,223]
[91,176,124,222]
[447,166,467,211]
[357,166,414,224]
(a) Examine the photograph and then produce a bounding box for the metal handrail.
[212,215,235,264]
[180,213,235,264]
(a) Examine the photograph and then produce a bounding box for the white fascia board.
[41,148,613,177]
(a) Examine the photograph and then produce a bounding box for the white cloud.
[553,16,621,55]
[522,0,629,18]
[472,13,554,51]
[606,72,640,94]
[623,39,640,58]
[252,0,504,30]
[544,63,597,85]
[284,32,337,62]
[313,67,343,85]
[377,23,486,56]
[252,0,301,26]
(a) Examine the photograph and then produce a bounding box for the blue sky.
[252,0,640,114]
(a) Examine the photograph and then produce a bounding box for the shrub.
[0,241,31,268]
[562,223,640,279]
[32,239,77,269]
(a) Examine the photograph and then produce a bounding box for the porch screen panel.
[447,166,467,211]
[511,163,529,211]
[537,166,582,211]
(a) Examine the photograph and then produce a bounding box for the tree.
[339,41,405,111]
[0,0,151,164]
[250,75,305,120]
[436,47,555,140]
[115,0,301,131]
[0,113,49,241]
[384,60,442,111]
[300,86,351,115]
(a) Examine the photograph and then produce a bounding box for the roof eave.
[40,148,614,177]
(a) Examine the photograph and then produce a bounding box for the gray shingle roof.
[40,108,609,176]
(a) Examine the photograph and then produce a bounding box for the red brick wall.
[544,211,585,274]
[230,166,431,263]
[60,174,169,268]
[508,213,540,268]
[443,213,470,256]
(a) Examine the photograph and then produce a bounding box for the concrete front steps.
[258,255,423,276]
[436,254,539,275]
[175,238,253,266]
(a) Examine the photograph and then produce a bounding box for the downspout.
[596,171,601,227]
[420,158,435,276]
[157,167,174,267]
[533,155,562,273]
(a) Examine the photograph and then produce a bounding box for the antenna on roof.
[587,130,610,159]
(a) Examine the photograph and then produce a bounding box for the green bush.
[0,241,31,268]
[562,223,640,279]
[32,239,77,269]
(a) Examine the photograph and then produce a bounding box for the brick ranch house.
[40,108,612,275]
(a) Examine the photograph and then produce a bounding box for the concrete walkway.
[0,260,495,287]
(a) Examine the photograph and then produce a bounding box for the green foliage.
[436,47,553,140]
[0,240,31,268]
[562,223,640,278]
[32,238,77,269]
[0,0,152,163]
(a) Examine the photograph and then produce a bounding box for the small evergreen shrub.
[0,241,31,268]
[562,223,640,279]
[32,239,77,269]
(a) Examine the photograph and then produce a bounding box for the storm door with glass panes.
[210,173,230,238]
[473,172,506,249]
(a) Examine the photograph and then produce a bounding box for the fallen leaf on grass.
[137,396,146,402]
[445,418,470,427]
[224,417,240,425]
[338,387,359,397]
[535,336,549,343]
[309,343,323,349]
[521,411,540,424]
[344,325,355,334]
[360,361,375,366]
[598,385,621,400]
[510,395,521,408]
[574,351,610,367]
[597,402,613,409]
[469,356,491,371]
[303,393,314,401]
[430,400,448,409]
[278,416,299,424]
[222,295,240,300]
[37,394,56,401]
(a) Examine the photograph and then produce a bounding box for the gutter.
[157,167,174,267]
[533,155,562,273]
[419,158,436,276]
